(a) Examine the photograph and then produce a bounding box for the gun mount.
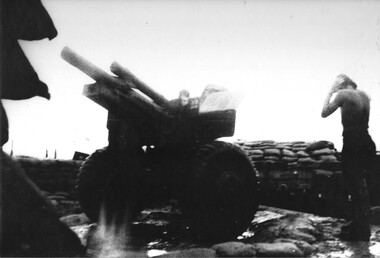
[61,46,258,241]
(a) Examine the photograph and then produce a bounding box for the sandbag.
[318,155,338,162]
[264,148,282,157]
[311,148,333,156]
[282,156,298,163]
[296,151,310,158]
[282,149,297,157]
[264,156,280,161]
[247,149,264,156]
[306,141,334,152]
[298,157,316,164]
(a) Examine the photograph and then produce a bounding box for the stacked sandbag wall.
[15,156,83,194]
[14,156,83,216]
[235,140,340,169]
[234,140,351,218]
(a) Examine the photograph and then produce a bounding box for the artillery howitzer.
[61,46,258,241]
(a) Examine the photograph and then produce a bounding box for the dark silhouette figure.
[1,0,85,256]
[1,0,57,145]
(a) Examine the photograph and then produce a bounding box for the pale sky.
[2,0,380,159]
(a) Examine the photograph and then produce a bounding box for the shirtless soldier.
[322,74,376,241]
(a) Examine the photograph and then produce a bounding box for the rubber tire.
[77,147,144,224]
[187,141,259,241]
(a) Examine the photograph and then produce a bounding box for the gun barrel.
[61,46,116,84]
[61,46,169,120]
[110,62,171,109]
[83,82,168,120]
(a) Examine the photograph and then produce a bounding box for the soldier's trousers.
[342,129,376,226]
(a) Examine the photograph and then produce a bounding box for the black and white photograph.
[1,0,380,257]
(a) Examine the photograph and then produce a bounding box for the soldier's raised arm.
[321,76,345,118]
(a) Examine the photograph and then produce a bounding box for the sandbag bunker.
[235,139,373,218]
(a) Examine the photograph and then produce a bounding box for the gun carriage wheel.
[77,147,145,225]
[187,141,259,241]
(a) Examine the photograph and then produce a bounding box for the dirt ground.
[262,206,380,258]
[66,205,380,257]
